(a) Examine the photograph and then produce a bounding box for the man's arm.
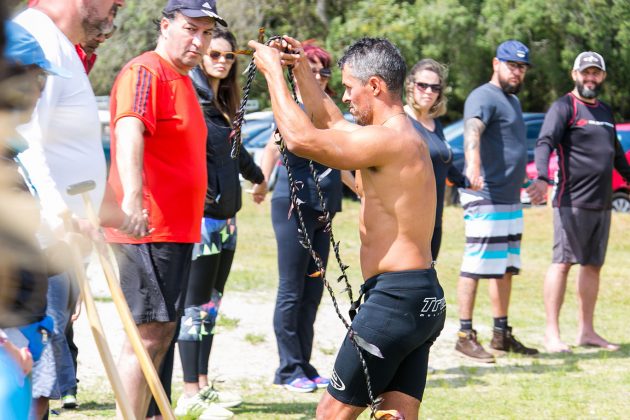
[530,101,568,204]
[282,36,354,132]
[115,117,149,237]
[249,41,396,170]
[463,117,485,190]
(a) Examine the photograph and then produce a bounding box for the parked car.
[444,112,545,204]
[444,112,546,173]
[522,123,630,212]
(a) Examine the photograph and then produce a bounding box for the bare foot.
[577,332,620,351]
[544,336,572,353]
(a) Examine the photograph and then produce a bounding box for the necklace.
[379,112,407,126]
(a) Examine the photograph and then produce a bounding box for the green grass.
[244,332,267,345]
[55,198,630,419]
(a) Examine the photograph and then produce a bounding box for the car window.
[525,120,543,150]
[617,130,630,152]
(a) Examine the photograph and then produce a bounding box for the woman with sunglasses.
[253,41,356,393]
[404,59,477,260]
[174,27,265,419]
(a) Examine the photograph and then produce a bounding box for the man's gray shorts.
[553,207,611,266]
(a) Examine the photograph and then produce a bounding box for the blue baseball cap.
[496,40,530,65]
[4,21,72,78]
[164,0,228,26]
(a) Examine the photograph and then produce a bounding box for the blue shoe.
[310,376,330,389]
[283,377,316,393]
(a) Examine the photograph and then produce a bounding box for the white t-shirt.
[14,8,106,235]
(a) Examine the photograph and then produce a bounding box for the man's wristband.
[536,176,551,185]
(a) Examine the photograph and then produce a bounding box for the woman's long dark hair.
[206,27,239,122]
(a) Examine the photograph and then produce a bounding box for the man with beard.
[105,1,225,417]
[250,36,445,420]
[454,40,539,363]
[13,1,124,417]
[529,52,630,353]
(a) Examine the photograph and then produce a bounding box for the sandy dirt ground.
[75,259,466,394]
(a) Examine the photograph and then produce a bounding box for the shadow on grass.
[232,401,316,419]
[427,342,629,389]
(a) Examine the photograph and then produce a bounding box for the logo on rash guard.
[576,119,615,128]
[331,369,346,391]
[419,297,446,317]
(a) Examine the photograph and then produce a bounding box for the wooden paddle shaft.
[79,192,175,420]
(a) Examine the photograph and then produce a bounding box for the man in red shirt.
[105,0,225,416]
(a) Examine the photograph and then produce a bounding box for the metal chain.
[229,37,379,417]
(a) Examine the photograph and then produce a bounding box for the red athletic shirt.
[105,51,207,244]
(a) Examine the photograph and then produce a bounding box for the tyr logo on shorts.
[420,297,446,317]
[331,368,346,391]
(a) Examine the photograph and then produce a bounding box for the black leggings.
[178,250,234,384]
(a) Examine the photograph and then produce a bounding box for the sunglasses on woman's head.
[312,68,332,78]
[209,50,236,61]
[415,82,442,93]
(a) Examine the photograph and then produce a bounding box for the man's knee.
[316,391,363,420]
[138,322,176,357]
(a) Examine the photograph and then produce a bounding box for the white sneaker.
[199,386,242,408]
[198,403,234,420]
[174,393,233,418]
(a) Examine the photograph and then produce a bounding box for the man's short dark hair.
[338,37,406,97]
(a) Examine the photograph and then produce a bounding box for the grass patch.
[215,314,240,330]
[69,198,630,418]
[244,332,266,345]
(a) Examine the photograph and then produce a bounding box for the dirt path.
[76,261,465,392]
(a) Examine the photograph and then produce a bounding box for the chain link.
[229,36,380,417]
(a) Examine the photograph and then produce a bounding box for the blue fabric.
[463,83,527,204]
[17,315,53,362]
[0,348,32,420]
[31,273,77,398]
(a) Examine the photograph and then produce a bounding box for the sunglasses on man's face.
[209,50,236,61]
[415,82,442,93]
[312,68,332,79]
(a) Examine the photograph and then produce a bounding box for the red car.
[523,123,630,212]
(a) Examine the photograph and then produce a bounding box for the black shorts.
[113,243,193,324]
[328,269,446,406]
[552,207,611,266]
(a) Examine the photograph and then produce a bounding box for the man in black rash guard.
[530,51,630,353]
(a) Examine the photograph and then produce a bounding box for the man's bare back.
[355,117,435,279]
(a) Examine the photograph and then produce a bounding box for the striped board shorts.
[459,194,523,279]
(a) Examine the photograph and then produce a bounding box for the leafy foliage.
[15,0,625,120]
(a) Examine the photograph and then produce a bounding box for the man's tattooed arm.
[463,118,486,190]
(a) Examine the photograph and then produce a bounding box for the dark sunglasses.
[312,68,332,78]
[415,82,442,93]
[504,60,529,72]
[209,50,236,61]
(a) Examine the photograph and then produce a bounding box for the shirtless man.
[249,36,446,420]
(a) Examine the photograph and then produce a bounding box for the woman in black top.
[174,28,264,417]
[404,59,473,260]
[253,41,355,393]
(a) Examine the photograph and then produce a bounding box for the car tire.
[611,191,630,213]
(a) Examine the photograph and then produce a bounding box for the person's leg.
[457,276,478,323]
[316,391,365,420]
[198,248,235,387]
[488,273,512,319]
[576,264,619,350]
[178,253,219,397]
[117,321,177,418]
[544,263,572,352]
[299,211,328,380]
[271,198,312,387]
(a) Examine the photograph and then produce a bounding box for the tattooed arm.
[463,118,486,190]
